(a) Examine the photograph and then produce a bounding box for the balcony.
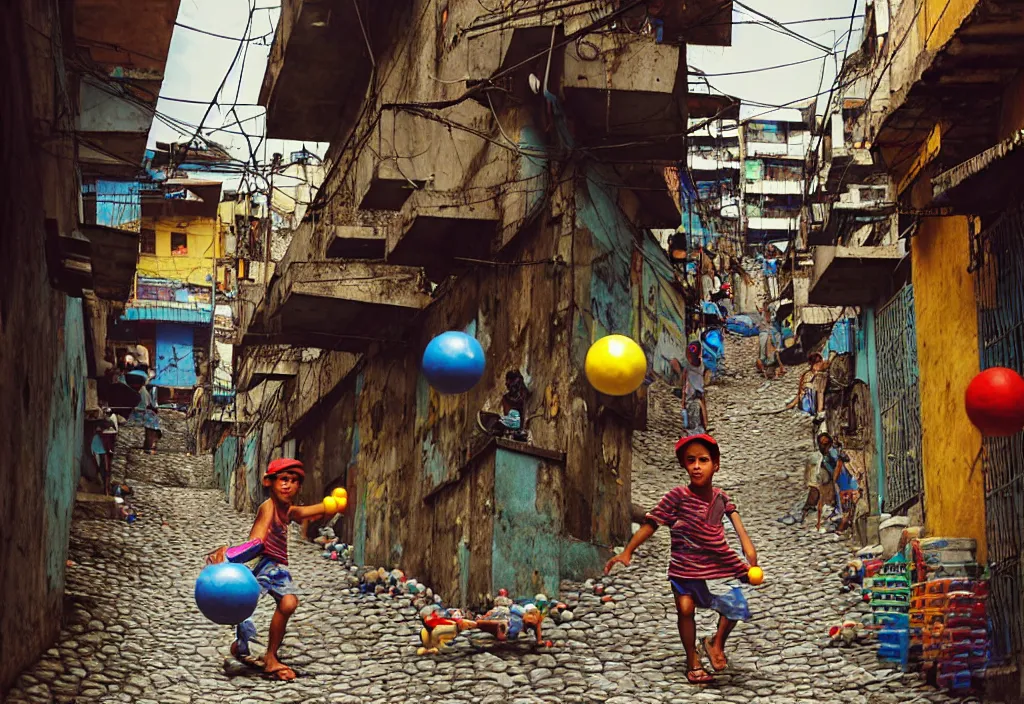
[808,243,905,306]
[746,141,807,160]
[874,0,1024,178]
[235,347,301,392]
[325,225,387,259]
[259,0,411,141]
[561,34,687,162]
[746,216,799,231]
[744,180,804,195]
[386,191,499,281]
[73,0,179,178]
[242,261,431,352]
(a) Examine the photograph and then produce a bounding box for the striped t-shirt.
[262,505,290,565]
[646,485,747,580]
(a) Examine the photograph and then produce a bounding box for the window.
[140,228,156,255]
[171,231,188,256]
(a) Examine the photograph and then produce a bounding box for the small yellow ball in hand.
[322,496,339,514]
[748,566,764,585]
[332,487,349,512]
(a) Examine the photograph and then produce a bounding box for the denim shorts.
[252,557,295,603]
[670,578,750,621]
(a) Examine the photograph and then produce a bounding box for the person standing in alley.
[206,459,338,681]
[605,434,759,685]
[126,369,161,454]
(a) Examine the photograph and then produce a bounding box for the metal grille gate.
[973,205,1024,666]
[875,285,924,512]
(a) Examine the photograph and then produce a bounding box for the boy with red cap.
[207,458,338,680]
[605,434,758,685]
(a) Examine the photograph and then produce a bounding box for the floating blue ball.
[194,563,261,625]
[421,331,486,394]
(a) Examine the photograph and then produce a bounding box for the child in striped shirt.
[605,434,758,685]
[207,458,331,680]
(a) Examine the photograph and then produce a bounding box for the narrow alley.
[5,339,976,704]
[5,0,1023,701]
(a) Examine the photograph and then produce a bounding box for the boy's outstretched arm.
[728,512,758,567]
[206,503,273,564]
[288,501,334,522]
[604,521,657,574]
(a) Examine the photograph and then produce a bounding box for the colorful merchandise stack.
[866,553,912,670]
[906,537,989,693]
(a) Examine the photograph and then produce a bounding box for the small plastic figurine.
[417,605,478,655]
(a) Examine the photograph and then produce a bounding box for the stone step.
[124,449,216,489]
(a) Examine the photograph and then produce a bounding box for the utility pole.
[265,153,282,286]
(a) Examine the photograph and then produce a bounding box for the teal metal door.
[973,207,1024,669]
[875,285,924,513]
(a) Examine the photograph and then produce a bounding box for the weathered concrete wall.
[910,215,987,560]
[0,0,88,694]
[234,0,689,605]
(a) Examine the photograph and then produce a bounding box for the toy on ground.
[417,606,478,655]
[584,334,647,396]
[747,566,764,585]
[414,590,558,655]
[195,563,261,625]
[965,367,1024,436]
[422,331,486,394]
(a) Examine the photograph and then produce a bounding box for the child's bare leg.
[705,615,737,670]
[264,595,298,680]
[674,594,701,669]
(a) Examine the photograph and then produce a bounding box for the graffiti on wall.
[44,297,87,591]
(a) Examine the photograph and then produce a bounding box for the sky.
[151,0,864,186]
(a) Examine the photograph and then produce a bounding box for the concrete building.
[741,108,812,248]
[806,0,1024,696]
[0,0,178,694]
[225,0,732,608]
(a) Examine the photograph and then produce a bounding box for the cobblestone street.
[6,339,980,703]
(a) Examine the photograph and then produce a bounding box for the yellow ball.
[332,487,348,502]
[748,566,764,585]
[322,496,339,514]
[584,335,647,396]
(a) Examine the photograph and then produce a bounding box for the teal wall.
[44,297,87,591]
[860,308,887,513]
[214,435,238,497]
[491,448,562,597]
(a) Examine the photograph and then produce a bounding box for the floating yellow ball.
[748,566,764,585]
[322,496,339,514]
[585,335,647,396]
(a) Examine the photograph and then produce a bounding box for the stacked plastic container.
[866,553,912,670]
[906,537,989,693]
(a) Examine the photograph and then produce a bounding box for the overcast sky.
[151,0,863,184]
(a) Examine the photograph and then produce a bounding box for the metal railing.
[973,204,1024,665]
[875,284,924,512]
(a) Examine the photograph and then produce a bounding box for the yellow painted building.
[137,180,226,289]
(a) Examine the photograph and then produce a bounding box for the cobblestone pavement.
[6,339,980,703]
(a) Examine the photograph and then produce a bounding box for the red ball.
[965,367,1024,437]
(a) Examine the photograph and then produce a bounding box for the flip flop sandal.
[263,665,297,681]
[780,515,798,526]
[687,667,714,685]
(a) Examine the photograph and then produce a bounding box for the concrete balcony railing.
[808,243,904,306]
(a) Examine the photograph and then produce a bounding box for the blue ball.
[194,563,261,625]
[421,331,486,394]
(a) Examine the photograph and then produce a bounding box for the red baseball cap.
[266,457,305,479]
[674,434,720,460]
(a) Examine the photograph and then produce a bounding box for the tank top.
[263,507,289,565]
